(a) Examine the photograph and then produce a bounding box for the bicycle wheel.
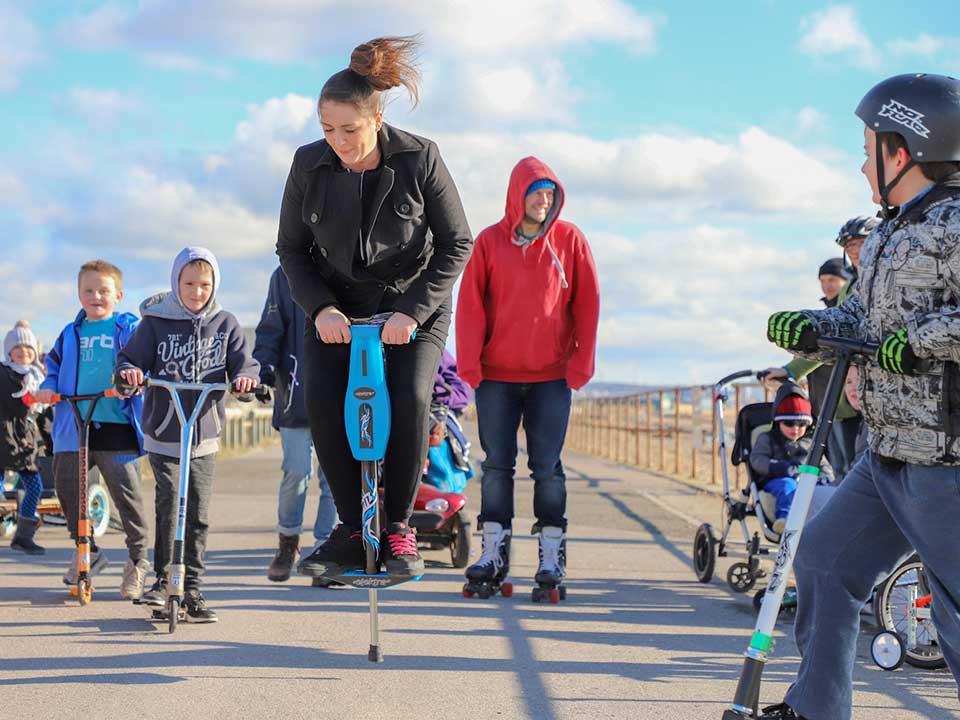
[877,557,945,669]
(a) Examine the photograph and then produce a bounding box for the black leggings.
[303,312,446,527]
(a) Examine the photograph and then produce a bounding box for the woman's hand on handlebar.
[382,312,417,345]
[760,366,788,391]
[315,306,352,344]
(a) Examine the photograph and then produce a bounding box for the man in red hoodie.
[455,156,600,593]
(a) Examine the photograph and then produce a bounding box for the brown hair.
[78,259,123,291]
[184,259,213,275]
[878,131,960,182]
[319,35,422,117]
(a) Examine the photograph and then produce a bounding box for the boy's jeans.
[149,452,215,591]
[784,451,960,720]
[763,476,797,519]
[277,427,337,542]
[474,379,571,530]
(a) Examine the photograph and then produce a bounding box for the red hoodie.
[455,156,600,390]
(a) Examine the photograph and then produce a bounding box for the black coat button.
[320,247,328,258]
[310,212,319,223]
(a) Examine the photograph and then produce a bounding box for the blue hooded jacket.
[41,310,146,455]
[253,267,307,429]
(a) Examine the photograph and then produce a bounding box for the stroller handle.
[716,369,759,388]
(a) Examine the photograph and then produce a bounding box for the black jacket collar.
[305,123,426,171]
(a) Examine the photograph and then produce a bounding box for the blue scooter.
[328,313,422,663]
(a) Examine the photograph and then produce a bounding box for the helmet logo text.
[879,99,931,139]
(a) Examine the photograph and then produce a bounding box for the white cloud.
[795,106,827,136]
[798,5,879,69]
[0,3,42,91]
[887,33,947,57]
[66,87,140,125]
[61,0,657,61]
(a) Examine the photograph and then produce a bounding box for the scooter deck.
[329,570,422,589]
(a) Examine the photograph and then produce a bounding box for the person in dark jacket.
[117,246,259,622]
[254,266,337,582]
[748,382,834,535]
[277,36,473,580]
[2,323,45,554]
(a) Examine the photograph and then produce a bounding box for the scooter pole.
[724,338,875,718]
[363,459,384,663]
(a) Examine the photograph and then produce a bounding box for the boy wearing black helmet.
[764,73,960,720]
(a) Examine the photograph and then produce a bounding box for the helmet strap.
[875,134,916,219]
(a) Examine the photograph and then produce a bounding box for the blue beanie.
[526,179,556,196]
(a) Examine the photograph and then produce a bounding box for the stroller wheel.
[727,562,756,593]
[693,523,717,583]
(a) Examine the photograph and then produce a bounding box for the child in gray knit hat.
[1,321,46,554]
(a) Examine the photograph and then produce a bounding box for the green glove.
[767,312,819,352]
[877,328,917,375]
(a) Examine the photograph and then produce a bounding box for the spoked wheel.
[872,630,905,671]
[77,578,92,606]
[727,562,756,593]
[449,510,471,569]
[875,556,945,669]
[693,523,717,583]
[167,598,180,634]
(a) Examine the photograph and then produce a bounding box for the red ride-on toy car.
[409,482,470,568]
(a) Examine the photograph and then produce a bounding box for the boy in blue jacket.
[117,247,258,622]
[35,260,150,599]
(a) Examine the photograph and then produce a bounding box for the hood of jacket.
[770,381,811,425]
[146,246,223,320]
[501,156,565,240]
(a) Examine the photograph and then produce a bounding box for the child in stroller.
[749,383,833,535]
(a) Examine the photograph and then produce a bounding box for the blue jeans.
[278,427,338,541]
[474,379,571,530]
[785,451,960,720]
[763,476,797,519]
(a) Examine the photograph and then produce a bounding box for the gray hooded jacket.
[116,247,260,458]
[796,175,960,465]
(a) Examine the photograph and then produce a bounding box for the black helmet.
[836,215,881,247]
[855,73,960,217]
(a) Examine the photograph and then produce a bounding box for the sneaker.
[183,589,218,623]
[773,518,787,535]
[120,558,151,601]
[382,522,424,578]
[759,702,808,719]
[140,577,167,607]
[297,524,365,577]
[62,549,109,586]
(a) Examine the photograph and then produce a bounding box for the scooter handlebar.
[816,336,880,357]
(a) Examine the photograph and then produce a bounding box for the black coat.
[276,123,473,325]
[0,366,39,473]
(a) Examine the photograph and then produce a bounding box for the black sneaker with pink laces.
[382,522,424,578]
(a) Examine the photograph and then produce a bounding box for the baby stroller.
[409,380,473,568]
[692,370,787,594]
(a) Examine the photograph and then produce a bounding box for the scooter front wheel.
[167,598,180,634]
[77,578,92,606]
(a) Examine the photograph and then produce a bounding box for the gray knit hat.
[4,323,39,358]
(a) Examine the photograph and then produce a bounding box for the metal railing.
[221,407,277,451]
[566,382,773,486]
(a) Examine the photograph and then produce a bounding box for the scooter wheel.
[77,579,92,606]
[871,630,905,671]
[548,587,560,604]
[462,584,475,598]
[168,598,180,634]
[500,582,514,598]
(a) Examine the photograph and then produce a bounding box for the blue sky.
[1,1,958,385]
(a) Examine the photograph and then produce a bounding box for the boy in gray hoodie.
[117,247,259,622]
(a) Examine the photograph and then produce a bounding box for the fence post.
[657,390,665,471]
[634,396,641,467]
[691,387,699,480]
[645,393,652,468]
[674,388,681,475]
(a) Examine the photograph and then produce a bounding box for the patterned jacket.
[798,174,960,465]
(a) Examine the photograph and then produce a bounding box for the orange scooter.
[27,388,122,605]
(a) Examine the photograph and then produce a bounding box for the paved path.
[1,429,957,720]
